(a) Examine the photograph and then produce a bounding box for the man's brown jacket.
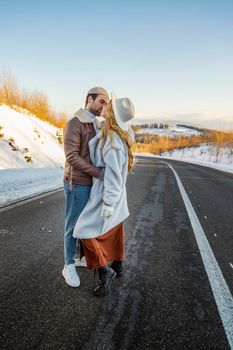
[63,108,102,185]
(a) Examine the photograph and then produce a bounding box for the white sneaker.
[75,256,87,268]
[62,263,80,287]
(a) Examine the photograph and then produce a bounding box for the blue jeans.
[64,182,91,265]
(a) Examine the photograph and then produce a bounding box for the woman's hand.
[101,203,114,219]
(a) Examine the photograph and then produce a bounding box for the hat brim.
[111,92,132,131]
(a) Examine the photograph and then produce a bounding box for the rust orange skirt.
[81,223,124,269]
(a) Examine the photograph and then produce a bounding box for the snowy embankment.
[0,105,65,207]
[135,125,233,174]
[136,144,233,174]
[0,168,63,207]
[160,144,233,173]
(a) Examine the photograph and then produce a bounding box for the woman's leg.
[81,238,117,295]
[82,223,125,269]
[112,223,125,261]
[109,223,125,275]
[81,238,107,269]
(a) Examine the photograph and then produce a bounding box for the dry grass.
[0,70,68,128]
[133,130,233,155]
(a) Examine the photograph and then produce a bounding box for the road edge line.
[163,161,233,349]
[0,187,63,213]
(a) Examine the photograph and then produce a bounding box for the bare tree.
[0,70,20,106]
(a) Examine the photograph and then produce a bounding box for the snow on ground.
[0,105,232,207]
[135,144,233,174]
[160,144,233,173]
[0,105,65,206]
[0,105,65,169]
[0,168,63,207]
[135,124,233,174]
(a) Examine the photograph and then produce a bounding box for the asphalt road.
[0,156,232,350]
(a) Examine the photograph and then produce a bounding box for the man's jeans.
[64,182,91,265]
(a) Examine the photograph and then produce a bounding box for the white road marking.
[163,161,233,349]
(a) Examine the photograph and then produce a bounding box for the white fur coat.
[73,131,129,239]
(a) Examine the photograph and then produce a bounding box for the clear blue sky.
[0,0,233,128]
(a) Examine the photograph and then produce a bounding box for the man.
[62,87,109,287]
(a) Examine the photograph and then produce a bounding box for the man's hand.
[101,203,114,219]
[98,168,105,181]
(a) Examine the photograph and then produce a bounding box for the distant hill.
[176,124,206,133]
[133,117,233,131]
[134,124,202,137]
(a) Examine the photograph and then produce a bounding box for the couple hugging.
[62,87,135,296]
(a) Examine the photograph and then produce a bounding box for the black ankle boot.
[93,265,117,296]
[110,260,124,276]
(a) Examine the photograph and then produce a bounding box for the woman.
[73,92,135,296]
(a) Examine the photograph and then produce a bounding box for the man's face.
[87,94,108,116]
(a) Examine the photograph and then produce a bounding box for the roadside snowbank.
[0,168,63,207]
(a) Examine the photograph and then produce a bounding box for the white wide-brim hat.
[111,92,135,130]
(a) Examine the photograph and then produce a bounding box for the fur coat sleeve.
[102,138,126,207]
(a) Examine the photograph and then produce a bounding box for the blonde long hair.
[101,100,134,172]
